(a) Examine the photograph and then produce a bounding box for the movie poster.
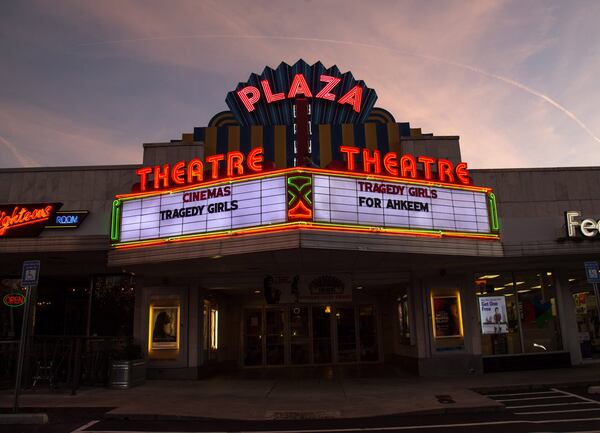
[150,306,179,349]
[432,296,462,338]
[479,296,509,334]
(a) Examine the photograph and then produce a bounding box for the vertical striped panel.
[331,125,343,163]
[228,126,240,152]
[387,123,401,155]
[250,126,263,149]
[286,125,295,167]
[193,127,205,142]
[376,124,390,154]
[365,123,378,151]
[216,127,228,155]
[318,125,332,168]
[311,125,320,168]
[354,124,365,150]
[204,127,217,157]
[240,126,251,156]
[341,124,355,147]
[263,126,275,164]
[274,125,287,168]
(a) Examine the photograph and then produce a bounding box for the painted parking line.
[71,420,100,433]
[486,390,559,398]
[495,394,571,402]
[508,401,593,409]
[486,387,600,417]
[515,407,600,415]
[73,417,600,433]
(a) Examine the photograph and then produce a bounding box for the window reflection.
[514,271,561,353]
[474,271,562,356]
[475,272,522,355]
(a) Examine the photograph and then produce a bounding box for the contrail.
[80,34,600,143]
[0,135,38,167]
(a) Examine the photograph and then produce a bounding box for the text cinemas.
[136,148,264,192]
[340,146,470,185]
[160,201,239,221]
[237,74,363,113]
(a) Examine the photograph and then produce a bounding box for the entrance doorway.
[242,305,379,366]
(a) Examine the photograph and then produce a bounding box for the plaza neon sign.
[237,74,363,113]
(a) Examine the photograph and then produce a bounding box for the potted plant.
[108,341,146,389]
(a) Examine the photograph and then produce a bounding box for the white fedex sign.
[119,177,287,242]
[312,175,491,234]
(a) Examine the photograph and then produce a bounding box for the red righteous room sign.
[0,203,61,237]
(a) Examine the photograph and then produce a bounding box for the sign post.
[584,261,600,323]
[13,260,40,414]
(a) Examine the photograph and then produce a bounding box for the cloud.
[0,101,140,168]
[2,0,598,170]
[0,135,39,167]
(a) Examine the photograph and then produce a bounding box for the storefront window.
[514,271,561,353]
[475,273,522,355]
[475,271,562,356]
[568,274,600,359]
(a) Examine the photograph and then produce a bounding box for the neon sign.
[3,293,26,308]
[135,148,264,192]
[339,146,470,185]
[237,73,363,113]
[566,211,600,239]
[0,203,61,237]
[45,210,89,229]
[112,166,499,248]
[225,60,378,126]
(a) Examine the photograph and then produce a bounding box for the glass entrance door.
[336,306,357,362]
[242,304,378,366]
[266,309,285,365]
[313,306,333,364]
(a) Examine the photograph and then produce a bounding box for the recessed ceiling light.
[479,274,500,279]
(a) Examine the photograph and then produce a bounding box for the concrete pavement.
[0,365,598,421]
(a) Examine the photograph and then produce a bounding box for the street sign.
[20,260,40,287]
[584,261,600,283]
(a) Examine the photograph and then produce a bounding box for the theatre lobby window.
[475,272,562,357]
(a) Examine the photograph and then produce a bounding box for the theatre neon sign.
[112,148,499,249]
[135,147,264,192]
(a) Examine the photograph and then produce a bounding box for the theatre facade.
[1,60,600,379]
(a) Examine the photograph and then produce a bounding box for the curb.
[0,413,48,424]
[104,404,505,422]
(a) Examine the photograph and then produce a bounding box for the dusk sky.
[1,0,599,169]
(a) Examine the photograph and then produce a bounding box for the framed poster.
[431,295,463,338]
[150,305,180,350]
[479,296,509,334]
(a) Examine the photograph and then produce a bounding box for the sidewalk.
[1,365,598,420]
